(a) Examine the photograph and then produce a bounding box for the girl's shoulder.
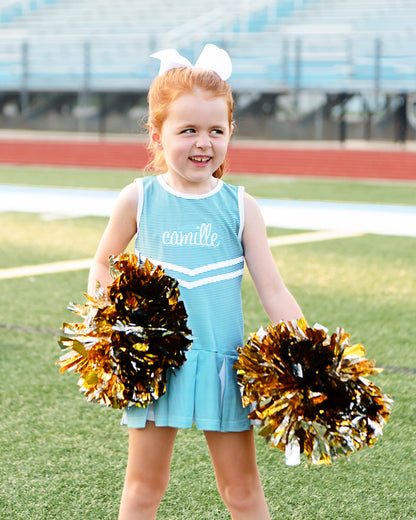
[115,181,139,213]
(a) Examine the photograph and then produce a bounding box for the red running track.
[0,137,415,181]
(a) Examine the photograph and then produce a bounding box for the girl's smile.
[189,155,212,166]
[151,89,232,194]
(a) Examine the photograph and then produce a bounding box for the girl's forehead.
[168,91,229,115]
[174,89,225,104]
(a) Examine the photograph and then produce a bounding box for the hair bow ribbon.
[151,44,232,81]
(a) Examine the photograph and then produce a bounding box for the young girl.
[88,44,303,520]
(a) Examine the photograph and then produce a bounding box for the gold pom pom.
[234,318,393,465]
[58,253,192,409]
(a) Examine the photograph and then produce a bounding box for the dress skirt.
[122,348,251,432]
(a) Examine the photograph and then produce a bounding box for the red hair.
[146,67,234,179]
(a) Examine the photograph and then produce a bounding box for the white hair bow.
[151,43,232,81]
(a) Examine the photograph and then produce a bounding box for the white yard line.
[0,258,92,280]
[0,231,362,280]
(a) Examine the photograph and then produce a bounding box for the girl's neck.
[161,172,219,195]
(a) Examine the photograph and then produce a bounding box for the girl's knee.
[220,478,264,513]
[122,473,169,512]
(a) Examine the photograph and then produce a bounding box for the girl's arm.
[242,192,303,323]
[87,182,138,295]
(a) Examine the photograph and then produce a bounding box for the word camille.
[162,223,220,247]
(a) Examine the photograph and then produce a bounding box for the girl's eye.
[211,129,224,135]
[182,128,195,134]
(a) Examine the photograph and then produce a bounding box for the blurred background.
[0,0,415,142]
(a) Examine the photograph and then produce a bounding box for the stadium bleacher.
[0,0,415,93]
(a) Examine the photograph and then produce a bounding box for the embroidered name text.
[162,223,219,247]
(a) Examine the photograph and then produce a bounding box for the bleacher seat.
[0,0,415,93]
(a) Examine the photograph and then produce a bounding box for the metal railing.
[0,33,414,95]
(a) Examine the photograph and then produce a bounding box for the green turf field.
[0,166,415,519]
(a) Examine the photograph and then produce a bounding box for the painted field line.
[0,258,92,280]
[0,231,362,280]
[267,229,363,247]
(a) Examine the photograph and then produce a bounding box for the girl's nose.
[196,133,211,149]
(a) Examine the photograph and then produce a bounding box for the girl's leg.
[204,428,271,520]
[118,422,178,520]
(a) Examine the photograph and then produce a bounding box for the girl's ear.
[150,126,163,150]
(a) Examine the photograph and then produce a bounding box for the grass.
[0,213,106,269]
[0,165,137,191]
[0,166,415,519]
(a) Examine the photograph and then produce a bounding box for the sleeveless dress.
[122,175,250,432]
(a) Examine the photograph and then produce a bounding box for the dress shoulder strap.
[237,185,245,242]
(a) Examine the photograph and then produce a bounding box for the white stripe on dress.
[174,268,245,289]
[146,256,244,277]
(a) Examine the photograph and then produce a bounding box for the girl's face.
[151,89,231,194]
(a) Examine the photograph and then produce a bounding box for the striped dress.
[122,175,250,432]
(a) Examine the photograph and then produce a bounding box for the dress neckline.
[157,175,223,199]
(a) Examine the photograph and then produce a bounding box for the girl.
[88,44,303,520]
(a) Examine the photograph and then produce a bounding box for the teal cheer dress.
[122,175,250,432]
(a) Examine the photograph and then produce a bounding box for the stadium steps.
[0,0,415,92]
